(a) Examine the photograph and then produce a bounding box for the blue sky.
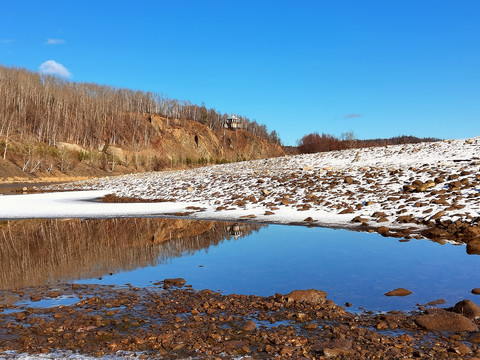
[1,1,479,145]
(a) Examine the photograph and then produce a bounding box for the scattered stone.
[315,339,353,358]
[472,288,480,295]
[285,289,327,305]
[352,216,368,223]
[163,278,186,287]
[430,210,446,220]
[339,207,354,214]
[384,288,412,297]
[426,299,446,306]
[415,308,478,332]
[377,226,390,236]
[241,321,257,331]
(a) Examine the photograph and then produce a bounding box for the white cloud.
[39,60,72,78]
[46,38,66,45]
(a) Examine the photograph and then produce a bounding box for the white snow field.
[2,137,479,236]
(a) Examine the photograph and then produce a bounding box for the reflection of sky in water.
[78,225,480,312]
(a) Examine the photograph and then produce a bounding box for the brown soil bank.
[2,285,480,359]
[0,114,284,183]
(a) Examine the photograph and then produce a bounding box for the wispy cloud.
[46,38,66,45]
[0,39,15,44]
[39,60,72,78]
[343,113,363,119]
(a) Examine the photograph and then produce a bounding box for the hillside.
[0,114,284,182]
[0,64,284,182]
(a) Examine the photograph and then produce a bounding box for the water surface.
[1,218,479,312]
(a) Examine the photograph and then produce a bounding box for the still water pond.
[1,218,479,312]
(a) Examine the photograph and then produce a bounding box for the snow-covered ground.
[2,137,480,236]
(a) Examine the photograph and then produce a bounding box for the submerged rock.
[384,288,412,297]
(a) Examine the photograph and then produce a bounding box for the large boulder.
[285,289,327,305]
[415,308,478,332]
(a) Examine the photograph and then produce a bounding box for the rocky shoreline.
[45,137,480,247]
[2,283,480,359]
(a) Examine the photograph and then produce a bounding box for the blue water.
[78,224,480,312]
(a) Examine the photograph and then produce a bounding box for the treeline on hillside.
[0,65,280,151]
[297,132,442,154]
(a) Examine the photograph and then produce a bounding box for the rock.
[423,228,450,239]
[448,180,462,190]
[339,207,354,214]
[384,288,412,297]
[467,240,480,255]
[403,184,416,192]
[285,289,327,305]
[352,216,368,223]
[452,342,473,356]
[426,299,446,306]
[430,211,445,220]
[241,321,257,332]
[261,189,270,196]
[469,332,480,344]
[163,278,186,287]
[450,300,480,319]
[472,288,480,295]
[314,339,353,358]
[464,226,480,238]
[397,215,414,223]
[377,226,390,236]
[415,308,478,332]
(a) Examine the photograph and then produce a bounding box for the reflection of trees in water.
[0,219,264,289]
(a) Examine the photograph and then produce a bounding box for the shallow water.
[84,225,480,312]
[1,218,480,312]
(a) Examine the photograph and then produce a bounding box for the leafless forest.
[0,65,279,150]
[0,64,282,176]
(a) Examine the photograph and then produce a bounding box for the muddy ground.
[2,283,480,359]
